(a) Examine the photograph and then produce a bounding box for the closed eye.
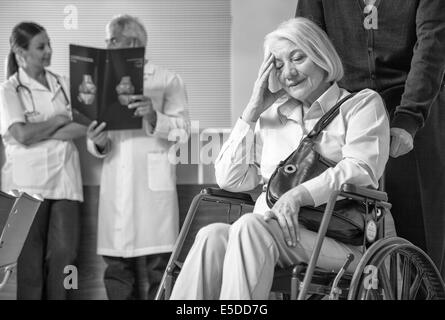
[291,54,306,63]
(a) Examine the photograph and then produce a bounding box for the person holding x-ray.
[0,22,87,299]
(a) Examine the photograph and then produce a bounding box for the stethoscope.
[16,69,70,120]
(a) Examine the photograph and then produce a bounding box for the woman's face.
[272,39,328,104]
[20,31,52,69]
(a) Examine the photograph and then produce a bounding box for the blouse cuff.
[230,117,255,140]
[144,111,167,137]
[300,176,330,207]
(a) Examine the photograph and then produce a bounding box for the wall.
[179,0,297,184]
[0,0,232,130]
[231,0,296,124]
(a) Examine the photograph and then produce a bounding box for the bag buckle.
[284,164,297,173]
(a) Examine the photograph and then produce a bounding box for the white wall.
[231,0,296,123]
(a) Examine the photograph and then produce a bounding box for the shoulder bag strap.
[306,92,357,139]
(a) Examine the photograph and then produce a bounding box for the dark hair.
[6,22,45,79]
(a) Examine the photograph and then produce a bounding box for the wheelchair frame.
[155,184,445,300]
[0,191,42,291]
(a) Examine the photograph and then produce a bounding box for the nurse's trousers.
[17,199,80,300]
[170,213,363,300]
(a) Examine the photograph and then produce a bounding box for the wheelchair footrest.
[271,264,352,298]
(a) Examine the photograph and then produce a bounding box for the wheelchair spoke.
[409,271,423,300]
[363,288,372,300]
[401,255,412,299]
[389,252,399,299]
[366,288,382,300]
[378,264,395,300]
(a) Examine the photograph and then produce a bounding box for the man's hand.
[127,94,157,128]
[390,127,413,158]
[128,95,155,117]
[87,121,108,150]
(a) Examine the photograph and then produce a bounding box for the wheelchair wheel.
[348,237,445,300]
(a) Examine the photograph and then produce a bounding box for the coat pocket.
[12,147,49,187]
[147,152,176,191]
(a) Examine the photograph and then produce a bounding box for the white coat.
[87,63,190,257]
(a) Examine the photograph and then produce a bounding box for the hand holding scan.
[127,94,155,118]
[87,120,108,149]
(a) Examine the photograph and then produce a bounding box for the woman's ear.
[14,50,27,68]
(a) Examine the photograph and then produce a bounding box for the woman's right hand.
[242,53,286,123]
[87,120,108,149]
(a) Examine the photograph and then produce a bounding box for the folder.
[69,44,145,130]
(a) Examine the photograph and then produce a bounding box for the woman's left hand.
[264,185,315,247]
[264,189,302,247]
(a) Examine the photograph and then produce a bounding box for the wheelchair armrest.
[340,184,388,202]
[201,188,255,206]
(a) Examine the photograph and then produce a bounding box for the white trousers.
[170,213,363,300]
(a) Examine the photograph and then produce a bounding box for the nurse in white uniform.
[0,22,86,300]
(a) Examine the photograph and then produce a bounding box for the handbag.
[265,93,369,246]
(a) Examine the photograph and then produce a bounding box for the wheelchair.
[0,190,42,291]
[155,182,445,300]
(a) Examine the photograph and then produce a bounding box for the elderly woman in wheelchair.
[167,18,445,300]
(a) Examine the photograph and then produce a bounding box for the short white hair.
[264,17,344,82]
[106,14,148,47]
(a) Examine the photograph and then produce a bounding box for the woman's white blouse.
[215,83,390,215]
[0,68,83,201]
